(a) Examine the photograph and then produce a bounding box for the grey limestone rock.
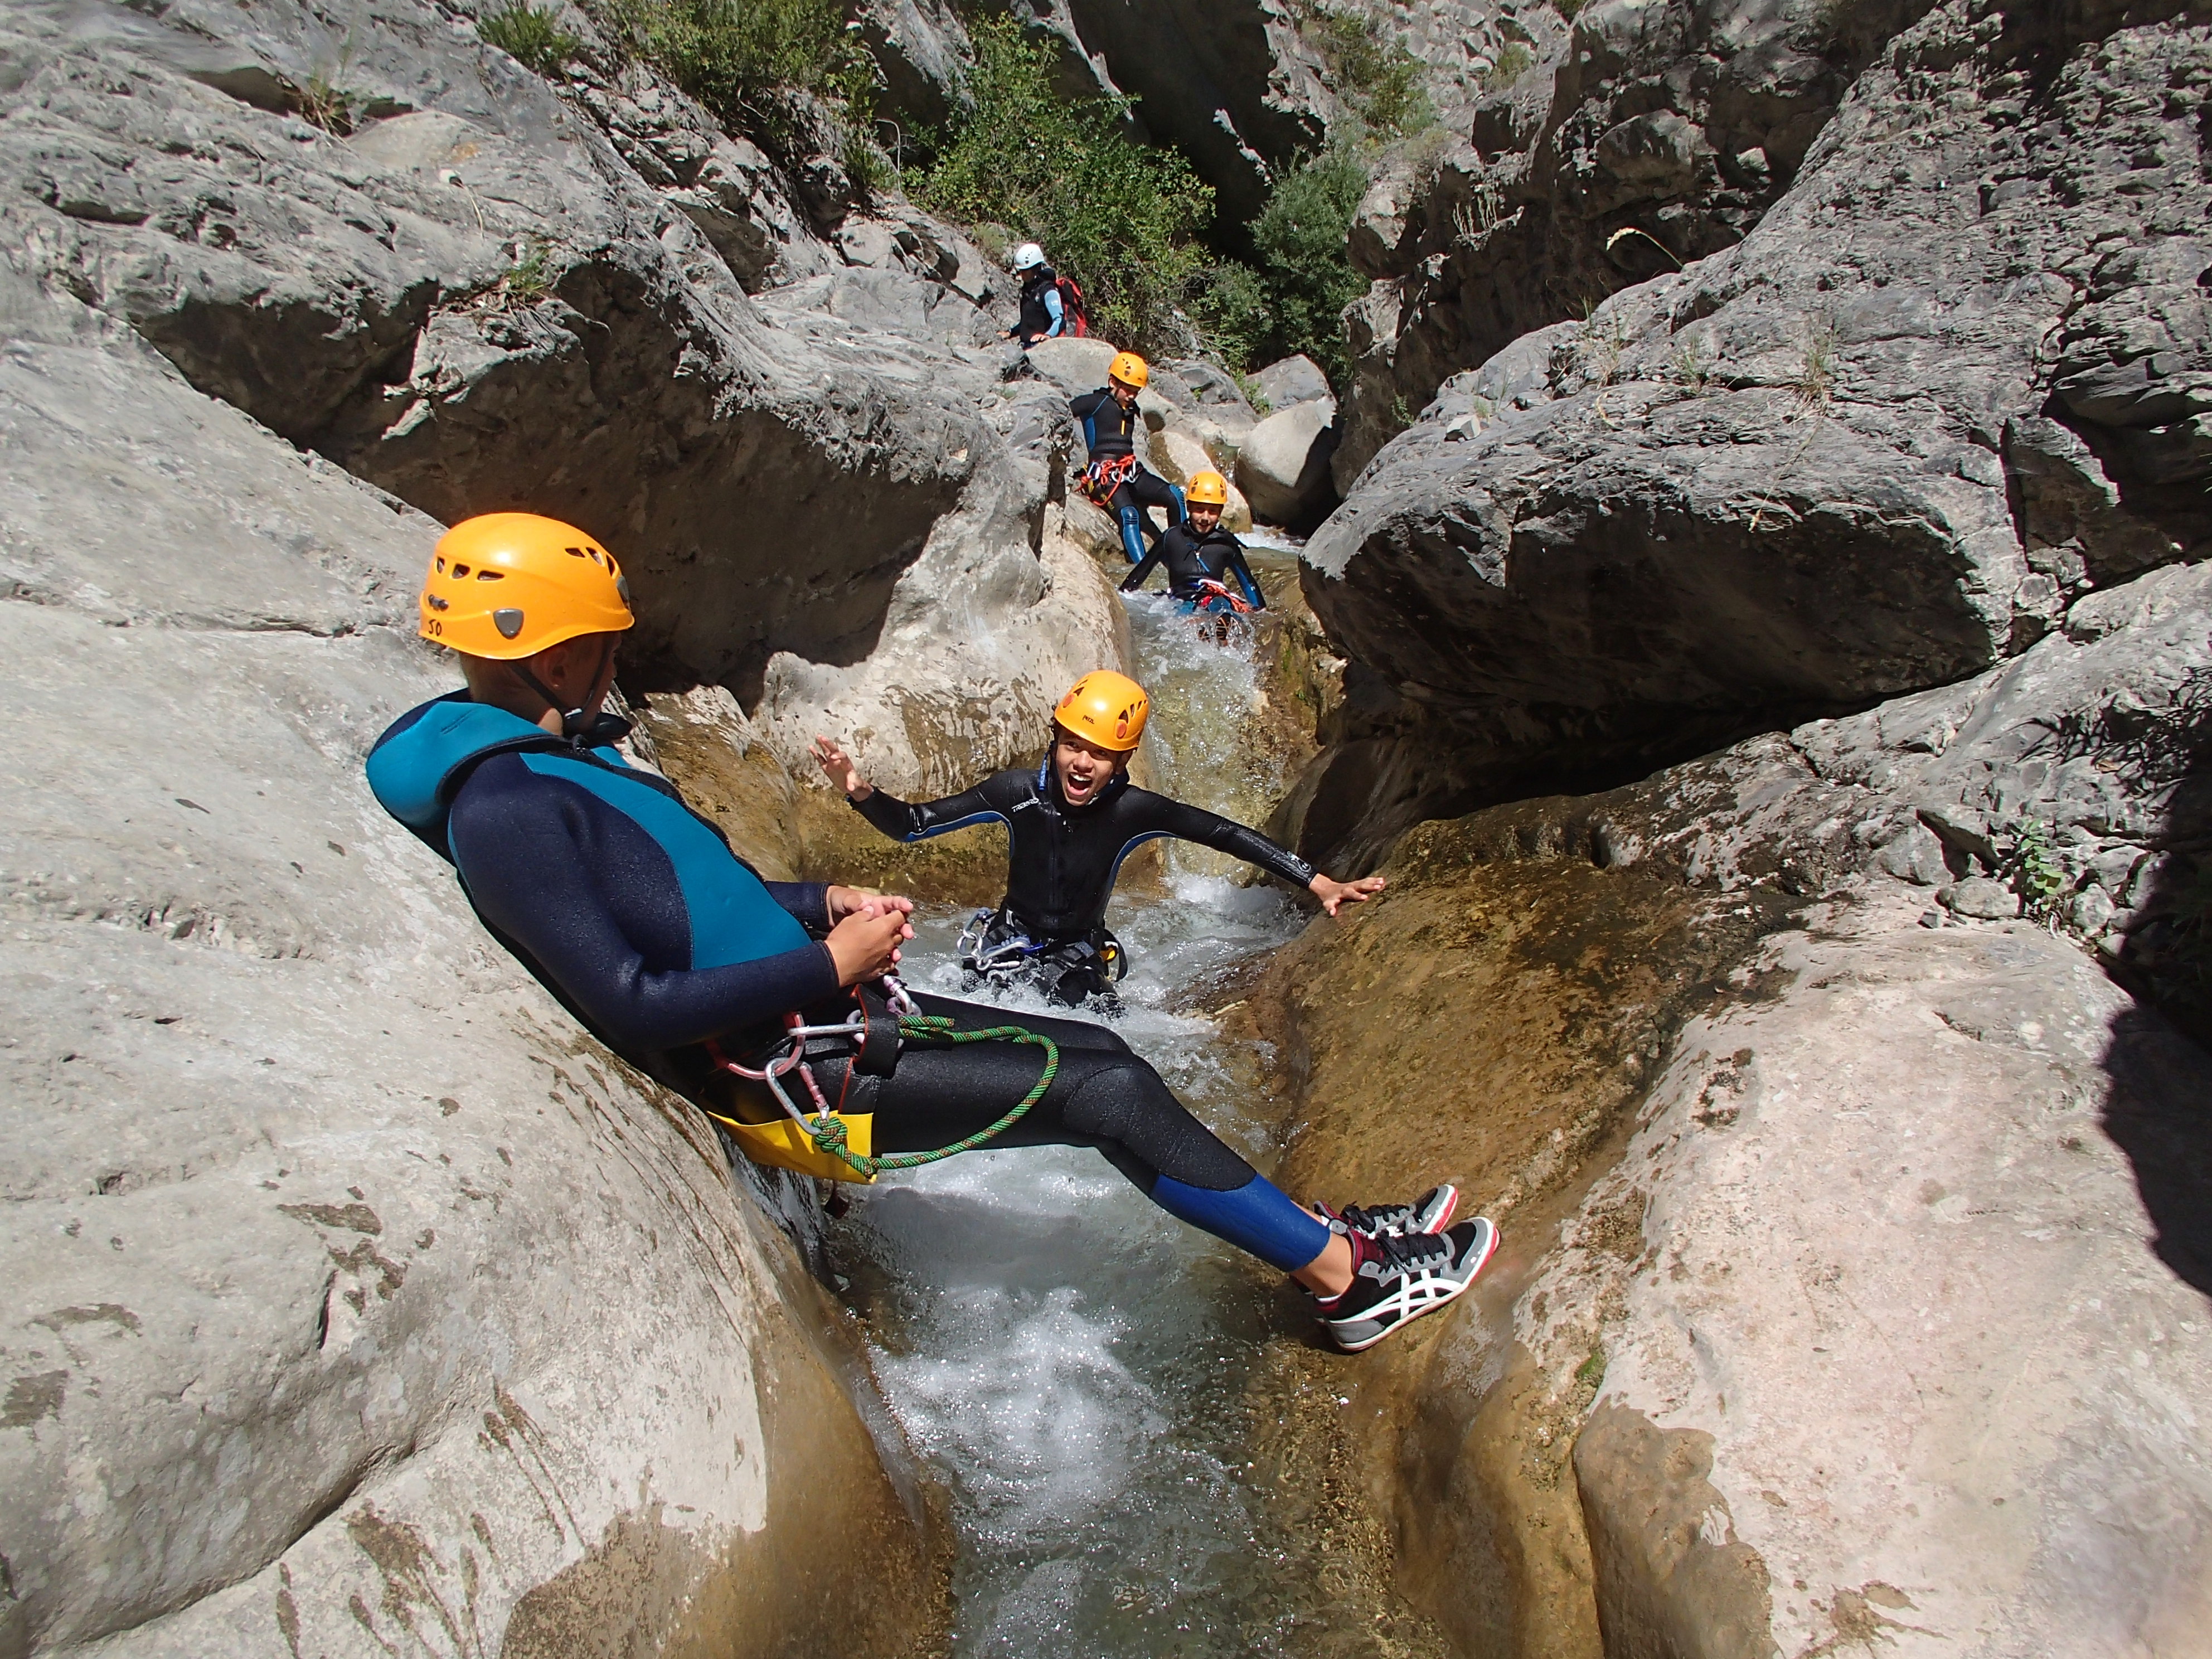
[1335,0,1946,487]
[1250,352,1331,411]
[1236,398,1338,526]
[1941,876,2024,919]
[0,322,939,1657]
[1292,0,2210,869]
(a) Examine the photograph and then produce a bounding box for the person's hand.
[810,735,872,800]
[999,328,1013,339]
[1309,872,1386,916]
[826,885,914,926]
[825,898,914,986]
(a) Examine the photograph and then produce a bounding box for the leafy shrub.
[593,0,877,172]
[479,3,583,76]
[914,15,1214,353]
[1484,42,1533,91]
[1293,3,1437,140]
[1195,148,1369,389]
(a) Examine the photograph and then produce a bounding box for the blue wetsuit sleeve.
[454,783,841,1051]
[1227,543,1264,608]
[1043,287,1065,338]
[1126,791,1316,889]
[850,777,1010,842]
[767,880,831,933]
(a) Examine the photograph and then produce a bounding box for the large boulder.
[1292,0,2210,872]
[1236,399,1338,526]
[1251,541,2212,1656]
[1250,352,1331,411]
[0,310,939,1656]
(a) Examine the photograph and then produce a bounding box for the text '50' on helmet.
[1010,242,1047,271]
[1108,351,1148,389]
[1055,670,1149,751]
[419,513,635,659]
[1185,469,1229,507]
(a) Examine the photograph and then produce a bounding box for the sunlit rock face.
[1256,552,2212,1656]
[1287,0,2209,877]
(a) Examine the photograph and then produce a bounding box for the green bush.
[479,3,583,76]
[1195,148,1369,389]
[593,0,876,168]
[1484,42,1533,91]
[1293,4,1436,140]
[914,15,1214,353]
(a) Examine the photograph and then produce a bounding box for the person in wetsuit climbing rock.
[810,670,1380,1007]
[365,513,1496,1352]
[1070,351,1187,567]
[1120,469,1264,613]
[1002,242,1069,347]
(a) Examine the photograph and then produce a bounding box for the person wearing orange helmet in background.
[1070,352,1188,567]
[367,515,1496,1354]
[1120,469,1264,614]
[811,670,1383,1008]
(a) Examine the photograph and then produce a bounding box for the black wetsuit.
[1069,386,1186,564]
[364,693,1330,1272]
[1122,522,1265,609]
[1016,268,1067,343]
[851,756,1316,998]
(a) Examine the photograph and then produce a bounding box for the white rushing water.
[836,586,1332,1655]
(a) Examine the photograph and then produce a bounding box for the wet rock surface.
[1294,0,2210,874]
[1251,531,2212,1653]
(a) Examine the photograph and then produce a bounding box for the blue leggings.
[1103,469,1187,564]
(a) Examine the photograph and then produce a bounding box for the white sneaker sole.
[1327,1218,1498,1354]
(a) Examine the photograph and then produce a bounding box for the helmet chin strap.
[512,637,609,740]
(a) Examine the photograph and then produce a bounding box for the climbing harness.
[1077,453,1138,508]
[701,975,1060,1184]
[1182,578,1254,646]
[1183,578,1254,615]
[957,909,1127,1007]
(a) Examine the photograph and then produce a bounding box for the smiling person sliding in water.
[367,515,1495,1352]
[812,671,1381,1008]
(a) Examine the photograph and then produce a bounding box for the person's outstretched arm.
[811,736,1013,842]
[1225,542,1265,609]
[1121,539,1166,593]
[1129,792,1385,915]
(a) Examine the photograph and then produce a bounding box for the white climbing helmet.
[1010,242,1047,272]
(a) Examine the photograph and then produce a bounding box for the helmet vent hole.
[476,569,504,580]
[452,563,470,578]
[435,557,447,573]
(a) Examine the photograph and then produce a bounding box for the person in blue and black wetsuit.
[1070,351,1187,567]
[1120,468,1264,613]
[811,670,1375,1008]
[366,513,1496,1352]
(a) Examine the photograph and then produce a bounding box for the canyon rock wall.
[1290,0,2210,877]
[1257,549,2211,1657]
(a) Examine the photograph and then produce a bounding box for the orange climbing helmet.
[1185,469,1229,507]
[1054,670,1149,752]
[1108,351,1149,390]
[418,513,634,659]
